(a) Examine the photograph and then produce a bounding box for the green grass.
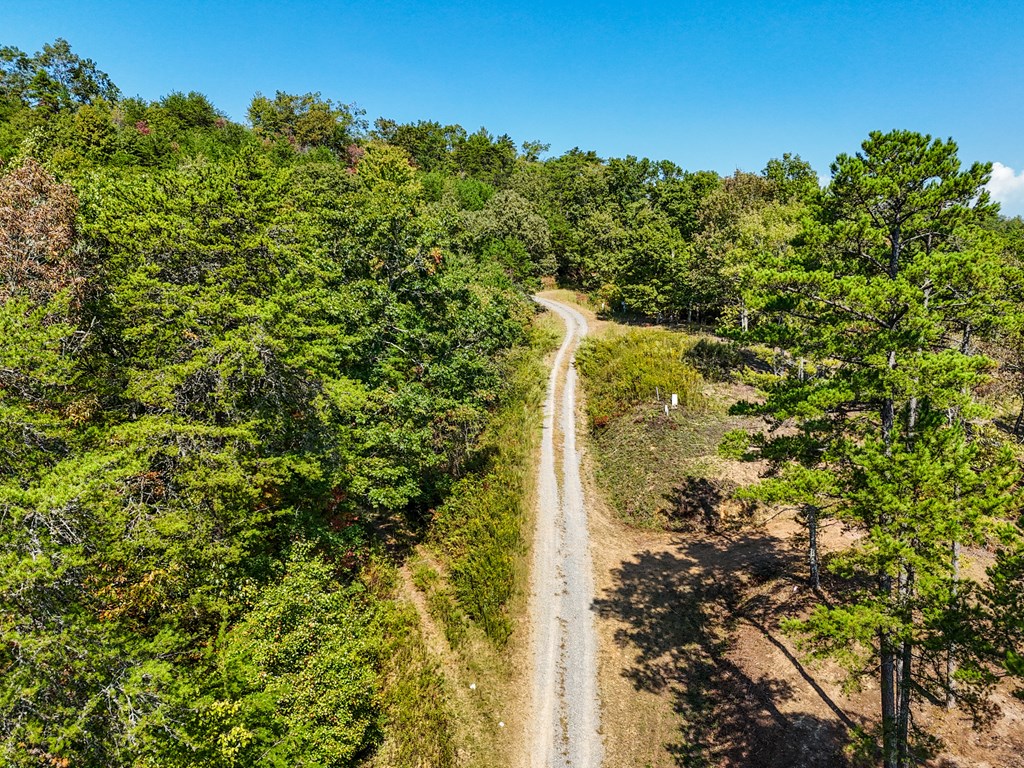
[576,328,708,428]
[373,597,459,768]
[590,405,753,528]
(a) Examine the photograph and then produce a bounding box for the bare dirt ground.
[549,294,1024,768]
[590,493,1024,767]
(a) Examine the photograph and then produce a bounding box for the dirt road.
[529,296,603,768]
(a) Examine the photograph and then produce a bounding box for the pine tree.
[738,130,1018,766]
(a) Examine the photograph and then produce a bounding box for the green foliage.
[464,188,553,280]
[248,90,363,155]
[145,548,383,768]
[684,337,744,381]
[0,65,537,766]
[762,152,819,202]
[372,118,465,174]
[454,176,494,211]
[576,329,705,427]
[1,38,119,112]
[429,333,549,645]
[733,129,1022,767]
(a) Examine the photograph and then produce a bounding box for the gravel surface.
[530,297,603,768]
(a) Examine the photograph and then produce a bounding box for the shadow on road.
[592,533,858,767]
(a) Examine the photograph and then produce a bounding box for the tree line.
[1,39,538,767]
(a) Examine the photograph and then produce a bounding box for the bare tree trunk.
[880,348,898,768]
[881,622,898,768]
[895,566,914,768]
[947,539,961,709]
[897,635,914,768]
[882,399,895,451]
[880,564,898,768]
[740,302,749,333]
[806,503,820,590]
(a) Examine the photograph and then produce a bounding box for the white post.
[671,393,678,409]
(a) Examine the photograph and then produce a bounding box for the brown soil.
[590,486,1024,767]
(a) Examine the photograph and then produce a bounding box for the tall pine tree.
[737,130,1019,767]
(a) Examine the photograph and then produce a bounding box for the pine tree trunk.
[807,503,820,590]
[880,383,897,768]
[881,624,898,768]
[881,360,896,452]
[897,636,913,768]
[947,539,961,709]
[896,566,914,768]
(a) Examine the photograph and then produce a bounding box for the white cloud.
[986,162,1024,217]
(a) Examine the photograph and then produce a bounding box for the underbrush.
[372,590,459,768]
[576,328,707,427]
[589,405,756,528]
[577,326,762,529]
[428,315,553,644]
[373,312,555,766]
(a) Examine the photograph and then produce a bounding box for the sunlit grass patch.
[576,328,707,428]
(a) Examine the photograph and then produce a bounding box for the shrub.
[576,329,706,427]
[428,338,547,646]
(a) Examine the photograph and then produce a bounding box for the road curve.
[529,296,603,768]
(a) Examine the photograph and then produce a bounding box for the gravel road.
[529,296,603,768]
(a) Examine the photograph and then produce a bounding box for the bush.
[576,329,706,427]
[428,338,548,646]
[158,547,383,768]
[685,337,744,381]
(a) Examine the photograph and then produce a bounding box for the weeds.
[428,314,550,645]
[577,326,761,529]
[374,598,458,768]
[590,406,752,528]
[576,328,707,427]
[685,337,744,381]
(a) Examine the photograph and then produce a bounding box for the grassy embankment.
[575,320,761,530]
[373,308,560,767]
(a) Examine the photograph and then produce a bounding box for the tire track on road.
[530,296,602,768]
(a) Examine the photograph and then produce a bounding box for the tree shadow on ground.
[593,533,857,767]
[663,477,725,533]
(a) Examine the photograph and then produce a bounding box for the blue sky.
[5,0,1024,213]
